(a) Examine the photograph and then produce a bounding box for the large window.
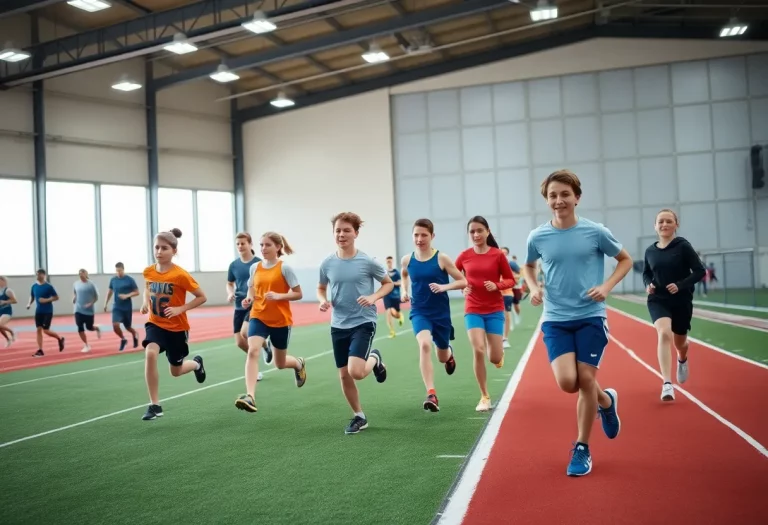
[0,178,35,275]
[196,190,235,271]
[158,188,196,271]
[101,184,149,273]
[46,181,97,275]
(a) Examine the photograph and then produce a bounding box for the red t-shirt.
[455,247,516,314]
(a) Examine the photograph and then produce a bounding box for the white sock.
[195,361,201,370]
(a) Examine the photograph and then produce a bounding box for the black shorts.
[75,312,95,332]
[142,322,189,366]
[647,297,693,336]
[503,296,513,312]
[35,312,53,329]
[247,318,290,348]
[233,309,250,334]
[112,309,132,329]
[383,297,400,311]
[331,321,377,369]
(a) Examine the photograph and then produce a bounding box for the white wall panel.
[242,90,396,295]
[46,143,147,184]
[157,114,231,154]
[46,96,145,145]
[0,138,34,177]
[0,89,34,133]
[158,156,233,191]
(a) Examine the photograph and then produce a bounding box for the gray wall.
[391,53,768,293]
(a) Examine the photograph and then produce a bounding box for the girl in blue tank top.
[401,219,466,413]
[0,276,17,347]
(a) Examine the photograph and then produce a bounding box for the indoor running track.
[450,308,767,525]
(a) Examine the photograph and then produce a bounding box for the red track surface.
[460,310,767,525]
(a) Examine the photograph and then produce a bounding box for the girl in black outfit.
[643,209,706,402]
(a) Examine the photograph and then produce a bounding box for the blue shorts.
[503,296,513,312]
[247,318,291,349]
[383,296,401,311]
[411,314,452,350]
[465,311,505,336]
[112,308,133,328]
[541,317,609,368]
[331,321,377,369]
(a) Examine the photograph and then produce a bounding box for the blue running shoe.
[598,388,620,439]
[567,443,592,476]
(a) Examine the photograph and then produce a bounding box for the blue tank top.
[0,287,11,315]
[407,250,450,320]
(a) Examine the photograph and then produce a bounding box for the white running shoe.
[257,372,263,382]
[502,338,510,349]
[81,344,91,353]
[475,396,492,412]
[677,359,689,384]
[661,383,675,402]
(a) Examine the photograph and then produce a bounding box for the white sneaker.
[81,345,91,353]
[502,339,510,349]
[257,372,263,382]
[661,383,675,402]
[476,396,492,412]
[677,360,689,384]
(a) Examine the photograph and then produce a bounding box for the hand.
[357,295,376,307]
[587,284,610,302]
[241,297,253,309]
[72,297,76,304]
[265,291,281,301]
[118,293,130,300]
[484,281,498,292]
[462,285,472,297]
[140,303,149,315]
[319,300,331,312]
[646,284,655,294]
[400,294,410,303]
[429,283,445,294]
[26,304,31,310]
[530,289,543,306]
[84,302,93,308]
[666,283,679,294]
[164,306,184,318]
[103,304,108,312]
[227,293,235,303]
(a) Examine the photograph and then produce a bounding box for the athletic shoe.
[502,338,510,349]
[119,339,127,352]
[295,357,307,388]
[370,349,387,383]
[598,388,621,439]
[423,393,439,412]
[81,345,91,353]
[58,337,65,352]
[661,382,675,402]
[257,372,263,382]
[398,315,404,327]
[235,394,257,413]
[567,443,592,476]
[345,415,368,434]
[495,351,505,369]
[476,396,491,412]
[33,349,44,357]
[388,330,395,338]
[444,347,456,376]
[193,355,206,383]
[262,339,273,365]
[677,359,689,384]
[132,335,139,348]
[142,404,163,421]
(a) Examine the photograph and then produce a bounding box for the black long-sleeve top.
[643,237,706,299]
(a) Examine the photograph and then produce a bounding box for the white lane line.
[0,326,416,450]
[437,455,467,459]
[609,333,768,459]
[607,305,768,371]
[436,322,542,525]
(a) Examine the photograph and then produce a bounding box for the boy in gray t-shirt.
[317,212,394,435]
[73,269,101,353]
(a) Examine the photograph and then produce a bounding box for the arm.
[359,258,393,305]
[27,286,34,309]
[400,255,411,300]
[587,227,633,301]
[179,287,207,313]
[434,252,467,292]
[140,282,150,314]
[267,264,303,301]
[492,253,516,291]
[104,289,114,311]
[317,264,331,311]
[3,289,17,305]
[642,251,654,288]
[676,242,707,289]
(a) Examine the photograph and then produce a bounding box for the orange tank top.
[249,260,292,328]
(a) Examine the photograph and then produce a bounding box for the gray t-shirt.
[247,260,300,289]
[319,250,387,329]
[73,280,99,316]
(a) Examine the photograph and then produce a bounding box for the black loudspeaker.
[751,145,765,189]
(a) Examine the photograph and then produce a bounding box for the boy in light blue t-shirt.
[523,170,633,478]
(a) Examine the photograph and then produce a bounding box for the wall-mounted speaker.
[751,145,765,190]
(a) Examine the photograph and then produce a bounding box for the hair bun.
[170,228,182,238]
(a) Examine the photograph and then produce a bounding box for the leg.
[244,335,265,397]
[385,307,394,336]
[484,312,506,367]
[672,303,692,384]
[269,326,306,387]
[653,318,674,385]
[466,314,491,411]
[346,322,384,382]
[144,343,161,405]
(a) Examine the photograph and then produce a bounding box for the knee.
[419,341,432,354]
[577,373,596,392]
[349,368,366,381]
[657,327,673,342]
[169,366,183,377]
[247,345,261,359]
[557,376,579,393]
[489,352,503,366]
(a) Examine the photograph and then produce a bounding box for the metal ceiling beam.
[154,0,509,89]
[237,26,596,122]
[0,0,346,87]
[0,0,62,18]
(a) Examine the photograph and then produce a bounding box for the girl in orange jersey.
[235,232,307,413]
[139,228,208,421]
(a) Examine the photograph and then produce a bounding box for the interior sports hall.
[1,1,767,524]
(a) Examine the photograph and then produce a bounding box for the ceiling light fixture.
[164,33,198,55]
[530,0,558,22]
[362,42,389,64]
[210,64,240,83]
[67,0,111,12]
[270,92,295,108]
[242,11,277,34]
[111,76,142,92]
[719,18,748,37]
[0,46,30,62]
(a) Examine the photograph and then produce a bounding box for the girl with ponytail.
[455,216,516,412]
[139,228,208,421]
[236,232,307,413]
